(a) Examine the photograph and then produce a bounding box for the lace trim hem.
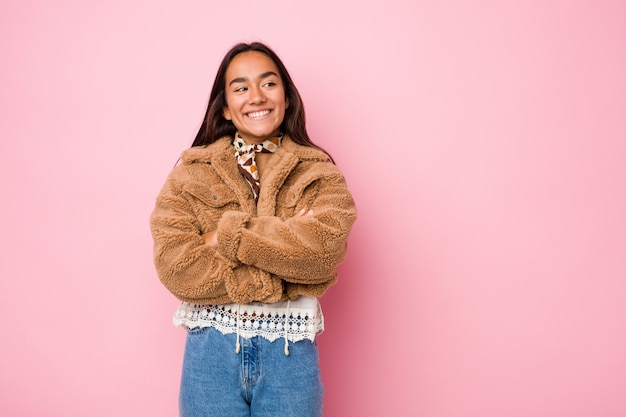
[173,302,324,343]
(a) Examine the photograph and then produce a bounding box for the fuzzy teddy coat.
[150,135,357,305]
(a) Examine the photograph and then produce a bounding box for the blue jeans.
[180,326,324,417]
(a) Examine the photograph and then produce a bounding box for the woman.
[150,42,357,417]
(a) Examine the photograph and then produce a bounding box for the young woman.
[150,42,357,417]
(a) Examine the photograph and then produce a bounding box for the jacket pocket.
[283,176,320,209]
[183,182,239,208]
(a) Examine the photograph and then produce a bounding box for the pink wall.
[2,1,625,416]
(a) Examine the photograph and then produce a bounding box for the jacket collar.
[179,135,330,165]
[178,135,331,213]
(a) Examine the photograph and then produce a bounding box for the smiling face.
[222,51,289,144]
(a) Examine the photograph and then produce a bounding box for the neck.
[237,131,282,145]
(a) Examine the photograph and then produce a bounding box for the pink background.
[1,1,625,416]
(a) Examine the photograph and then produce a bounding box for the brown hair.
[190,42,332,160]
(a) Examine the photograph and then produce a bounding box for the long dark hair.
[191,42,332,161]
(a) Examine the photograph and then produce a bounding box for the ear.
[223,106,232,120]
[285,97,289,109]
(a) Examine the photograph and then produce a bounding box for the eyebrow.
[228,71,279,87]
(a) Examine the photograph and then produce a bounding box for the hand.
[295,208,314,217]
[202,210,311,248]
[202,230,218,248]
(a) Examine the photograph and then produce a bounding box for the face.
[223,51,289,144]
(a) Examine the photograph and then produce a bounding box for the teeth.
[247,110,270,118]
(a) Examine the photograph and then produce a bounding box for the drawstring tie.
[284,300,291,356]
[235,304,241,354]
[234,301,292,357]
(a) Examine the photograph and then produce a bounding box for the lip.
[245,109,273,119]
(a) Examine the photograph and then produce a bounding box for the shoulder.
[179,136,234,165]
[275,138,350,190]
[163,136,233,185]
[280,136,332,163]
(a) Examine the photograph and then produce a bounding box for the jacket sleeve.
[149,166,284,304]
[215,165,357,284]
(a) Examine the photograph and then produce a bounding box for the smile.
[246,110,272,119]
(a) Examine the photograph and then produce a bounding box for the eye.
[233,86,247,93]
[263,81,276,88]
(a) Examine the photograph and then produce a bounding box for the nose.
[248,85,266,104]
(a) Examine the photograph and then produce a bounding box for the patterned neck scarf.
[233,133,282,201]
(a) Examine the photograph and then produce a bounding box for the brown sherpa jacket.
[150,135,357,305]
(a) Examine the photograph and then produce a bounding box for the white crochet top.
[173,296,323,352]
